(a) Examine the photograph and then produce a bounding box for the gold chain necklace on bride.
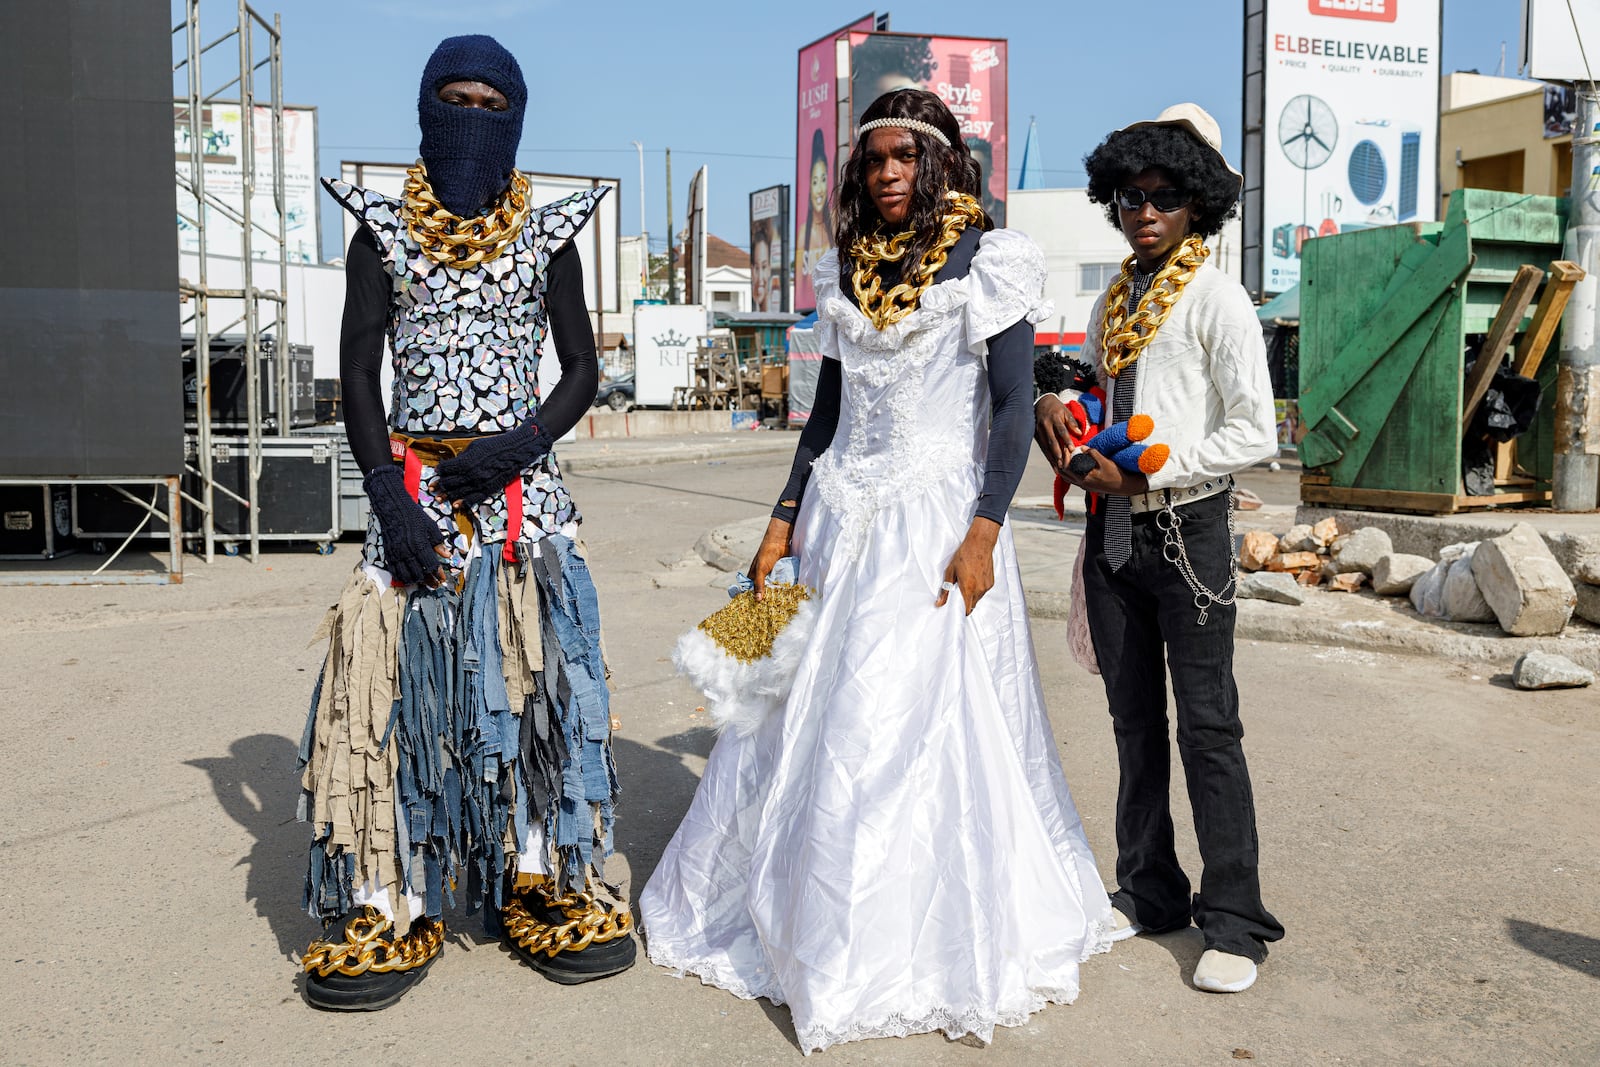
[402,159,531,270]
[849,191,985,330]
[1099,234,1209,378]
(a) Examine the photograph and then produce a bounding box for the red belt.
[390,433,522,566]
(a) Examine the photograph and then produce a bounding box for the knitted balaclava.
[417,35,526,217]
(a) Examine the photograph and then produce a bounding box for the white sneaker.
[1192,949,1258,993]
[1108,907,1143,943]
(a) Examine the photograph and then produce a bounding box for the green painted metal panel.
[1296,188,1568,495]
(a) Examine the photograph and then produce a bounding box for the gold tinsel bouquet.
[673,565,818,736]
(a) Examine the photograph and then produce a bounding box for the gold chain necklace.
[402,160,531,270]
[1099,235,1210,378]
[849,192,985,330]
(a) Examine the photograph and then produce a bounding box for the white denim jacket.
[1077,258,1278,493]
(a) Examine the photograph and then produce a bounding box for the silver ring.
[941,581,958,592]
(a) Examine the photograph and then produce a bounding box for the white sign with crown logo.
[633,304,711,407]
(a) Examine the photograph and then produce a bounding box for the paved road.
[3,449,1595,1065]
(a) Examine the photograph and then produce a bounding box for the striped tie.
[1104,268,1153,572]
[1104,355,1136,571]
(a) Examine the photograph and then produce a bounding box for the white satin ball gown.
[641,231,1112,1054]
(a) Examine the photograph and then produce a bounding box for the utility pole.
[665,147,678,304]
[631,140,648,298]
[1554,85,1600,511]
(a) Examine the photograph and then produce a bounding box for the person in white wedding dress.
[640,89,1112,1054]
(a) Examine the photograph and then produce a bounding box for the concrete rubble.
[1511,651,1595,689]
[1237,570,1309,605]
[1371,553,1434,596]
[1470,522,1577,637]
[1329,527,1392,575]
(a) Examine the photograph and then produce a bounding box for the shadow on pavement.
[1507,919,1600,980]
[185,732,311,961]
[1145,925,1207,985]
[611,732,807,1050]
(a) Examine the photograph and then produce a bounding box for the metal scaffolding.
[173,0,287,562]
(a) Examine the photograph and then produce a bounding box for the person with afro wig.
[1034,104,1283,994]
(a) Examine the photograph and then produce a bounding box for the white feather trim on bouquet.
[673,584,819,737]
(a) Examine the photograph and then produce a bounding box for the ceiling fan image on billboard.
[1274,94,1420,260]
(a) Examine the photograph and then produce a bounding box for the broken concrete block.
[1310,517,1341,548]
[1267,551,1321,572]
[1511,652,1595,690]
[1470,522,1577,636]
[1371,553,1434,596]
[1278,523,1317,554]
[1238,571,1308,605]
[1330,527,1393,575]
[1576,584,1600,626]
[1328,572,1368,593]
[1239,530,1278,572]
[1574,554,1600,587]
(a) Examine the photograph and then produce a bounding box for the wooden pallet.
[1300,473,1550,515]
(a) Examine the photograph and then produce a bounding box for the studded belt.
[1128,476,1234,515]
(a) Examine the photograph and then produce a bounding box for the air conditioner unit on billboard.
[1325,119,1422,230]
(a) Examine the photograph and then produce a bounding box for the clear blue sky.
[184,0,1532,260]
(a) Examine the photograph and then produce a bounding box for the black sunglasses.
[1115,187,1190,213]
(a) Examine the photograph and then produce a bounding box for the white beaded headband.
[857,118,950,148]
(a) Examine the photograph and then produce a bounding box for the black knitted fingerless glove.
[433,421,555,507]
[363,465,445,586]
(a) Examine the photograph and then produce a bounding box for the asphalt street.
[2,447,1595,1065]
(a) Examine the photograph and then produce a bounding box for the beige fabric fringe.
[302,568,408,929]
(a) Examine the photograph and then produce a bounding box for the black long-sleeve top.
[339,227,598,475]
[772,226,1035,526]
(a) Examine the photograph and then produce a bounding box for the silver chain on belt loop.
[1154,478,1238,625]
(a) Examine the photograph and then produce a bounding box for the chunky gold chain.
[1099,235,1210,378]
[302,907,445,978]
[402,160,532,270]
[849,192,985,331]
[501,882,634,957]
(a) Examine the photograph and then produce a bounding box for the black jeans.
[1083,491,1284,963]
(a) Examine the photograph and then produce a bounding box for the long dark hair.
[803,128,833,254]
[835,89,990,275]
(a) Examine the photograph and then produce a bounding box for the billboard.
[749,185,791,313]
[847,33,1009,228]
[1250,0,1441,296]
[684,165,708,305]
[796,14,878,312]
[175,103,321,264]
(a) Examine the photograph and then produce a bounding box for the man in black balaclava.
[416,34,526,216]
[299,34,633,1012]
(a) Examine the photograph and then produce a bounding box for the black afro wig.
[1083,125,1240,238]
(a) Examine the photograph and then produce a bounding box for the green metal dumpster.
[1297,188,1571,513]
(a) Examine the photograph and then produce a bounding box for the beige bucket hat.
[1120,102,1242,184]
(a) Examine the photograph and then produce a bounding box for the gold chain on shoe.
[302,906,445,978]
[501,882,634,957]
[1099,235,1210,378]
[849,191,985,331]
[402,160,531,270]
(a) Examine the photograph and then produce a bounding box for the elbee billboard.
[848,33,1009,228]
[1250,0,1441,296]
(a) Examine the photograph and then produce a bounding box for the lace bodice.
[807,230,1051,555]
